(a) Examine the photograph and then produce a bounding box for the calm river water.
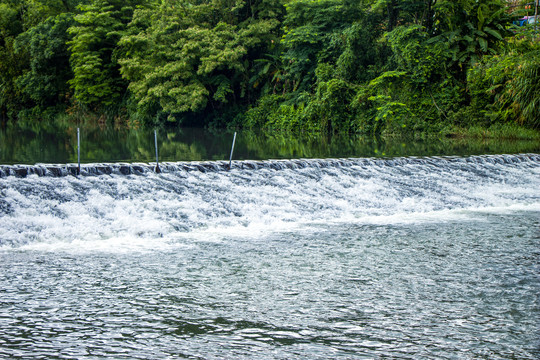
[0,125,539,359]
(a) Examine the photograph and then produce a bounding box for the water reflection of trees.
[242,131,540,159]
[1,122,539,165]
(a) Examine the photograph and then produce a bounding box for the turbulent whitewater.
[1,154,538,249]
[0,154,539,359]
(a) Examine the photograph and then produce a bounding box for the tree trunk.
[61,0,71,11]
[535,0,538,33]
[423,0,437,34]
[387,0,399,31]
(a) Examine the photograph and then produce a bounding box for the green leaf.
[484,27,503,41]
[478,37,488,53]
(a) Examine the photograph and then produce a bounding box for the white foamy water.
[1,154,539,252]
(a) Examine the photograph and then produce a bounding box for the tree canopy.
[0,0,538,133]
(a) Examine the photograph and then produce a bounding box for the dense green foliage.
[0,0,538,134]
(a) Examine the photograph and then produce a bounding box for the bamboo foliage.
[0,0,537,134]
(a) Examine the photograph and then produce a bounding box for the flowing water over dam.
[1,154,539,359]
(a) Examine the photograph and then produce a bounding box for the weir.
[0,154,538,178]
[1,153,539,249]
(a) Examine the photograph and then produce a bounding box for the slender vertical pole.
[77,127,80,175]
[228,132,237,170]
[534,0,540,32]
[154,129,161,173]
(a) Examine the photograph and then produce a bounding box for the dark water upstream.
[1,123,540,164]
[1,147,539,357]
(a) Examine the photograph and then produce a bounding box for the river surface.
[1,152,539,359]
[1,123,540,164]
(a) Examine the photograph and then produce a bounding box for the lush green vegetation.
[1,0,539,136]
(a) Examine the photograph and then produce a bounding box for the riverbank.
[445,124,540,141]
